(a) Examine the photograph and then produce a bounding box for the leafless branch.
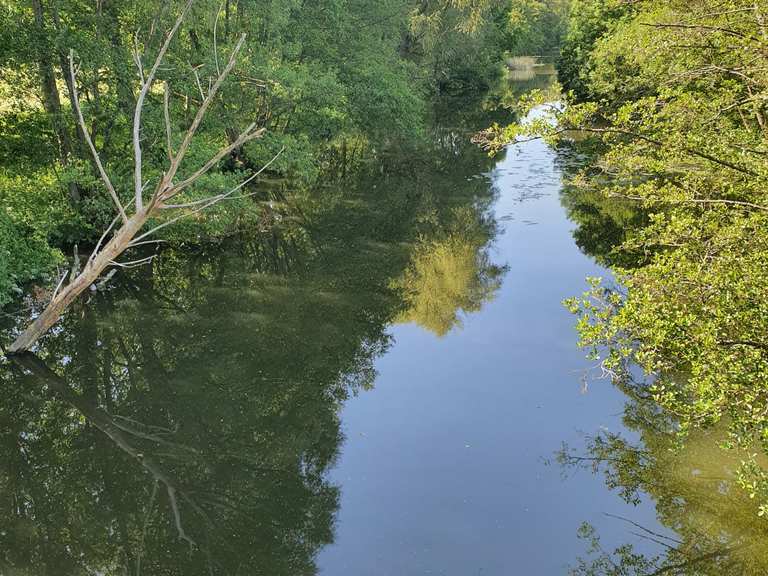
[213,0,223,76]
[135,147,283,242]
[165,125,264,198]
[68,50,128,223]
[110,255,157,269]
[51,270,69,301]
[167,485,196,549]
[134,0,194,211]
[163,33,247,188]
[192,64,206,100]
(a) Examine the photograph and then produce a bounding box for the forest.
[0,0,516,311]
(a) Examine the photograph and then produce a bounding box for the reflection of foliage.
[561,374,768,575]
[0,106,501,574]
[393,207,504,337]
[555,141,648,269]
[570,523,659,576]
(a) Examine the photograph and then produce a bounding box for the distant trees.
[504,0,570,57]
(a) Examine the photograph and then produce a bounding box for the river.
[1,70,763,575]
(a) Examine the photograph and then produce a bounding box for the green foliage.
[406,0,509,94]
[0,0,511,306]
[504,0,570,57]
[0,212,62,307]
[545,0,768,515]
[556,0,634,101]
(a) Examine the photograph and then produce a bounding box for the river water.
[1,71,762,575]
[316,105,665,575]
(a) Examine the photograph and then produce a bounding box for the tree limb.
[68,50,128,223]
[133,0,193,211]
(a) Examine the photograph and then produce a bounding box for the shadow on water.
[0,110,504,575]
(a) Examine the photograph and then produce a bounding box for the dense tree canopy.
[0,0,513,307]
[530,0,768,513]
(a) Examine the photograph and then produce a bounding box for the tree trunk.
[30,0,80,204]
[8,209,151,353]
[101,0,135,119]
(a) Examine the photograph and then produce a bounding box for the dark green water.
[1,71,766,575]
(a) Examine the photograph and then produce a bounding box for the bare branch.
[608,191,768,212]
[110,255,157,269]
[164,82,173,163]
[213,0,224,76]
[132,31,146,86]
[167,485,196,549]
[87,199,133,266]
[68,50,129,223]
[164,33,247,186]
[164,125,264,199]
[126,239,167,249]
[133,0,193,212]
[8,8,273,354]
[134,147,283,243]
[191,64,205,100]
[51,270,69,301]
[639,21,762,43]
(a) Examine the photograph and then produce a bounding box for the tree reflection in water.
[0,117,502,575]
[561,374,768,575]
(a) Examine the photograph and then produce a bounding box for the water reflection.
[561,379,768,575]
[392,207,505,337]
[0,118,500,574]
[556,135,768,572]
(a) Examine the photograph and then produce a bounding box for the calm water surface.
[2,76,760,575]
[317,110,663,576]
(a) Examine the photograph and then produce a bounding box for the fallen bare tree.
[8,0,280,353]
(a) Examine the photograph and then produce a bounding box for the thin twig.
[133,0,194,211]
[68,50,128,223]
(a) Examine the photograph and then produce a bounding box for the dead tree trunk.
[9,0,278,353]
[10,210,150,352]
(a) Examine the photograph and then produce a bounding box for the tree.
[504,0,570,57]
[8,0,278,353]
